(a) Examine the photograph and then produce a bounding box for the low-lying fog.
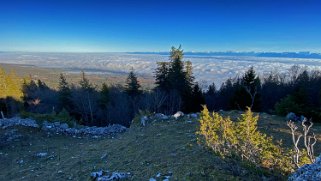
[1,52,321,87]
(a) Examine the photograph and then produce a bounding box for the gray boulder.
[286,112,298,122]
[288,154,321,181]
[154,113,169,120]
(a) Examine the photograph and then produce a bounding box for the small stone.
[173,111,184,119]
[100,153,107,160]
[90,170,103,178]
[35,152,48,158]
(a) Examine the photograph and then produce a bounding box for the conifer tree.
[79,71,94,91]
[77,71,95,124]
[207,83,216,95]
[241,66,261,110]
[191,83,205,112]
[58,73,72,111]
[154,46,196,112]
[99,83,109,109]
[185,60,194,84]
[168,46,188,92]
[155,62,170,91]
[125,70,141,97]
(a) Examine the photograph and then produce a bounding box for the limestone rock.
[288,154,321,181]
[90,170,130,181]
[173,111,184,119]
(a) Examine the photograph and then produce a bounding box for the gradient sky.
[0,0,321,52]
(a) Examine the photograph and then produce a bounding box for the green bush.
[275,95,321,122]
[275,95,301,116]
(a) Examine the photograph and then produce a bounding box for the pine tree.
[241,67,261,110]
[207,83,216,95]
[185,61,194,84]
[99,83,109,109]
[79,71,94,91]
[191,83,205,112]
[168,46,188,92]
[125,70,141,97]
[78,71,95,124]
[155,62,170,91]
[170,45,184,61]
[154,46,195,112]
[58,73,72,111]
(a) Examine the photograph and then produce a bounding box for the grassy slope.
[0,112,320,181]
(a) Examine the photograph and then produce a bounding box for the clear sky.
[0,0,321,52]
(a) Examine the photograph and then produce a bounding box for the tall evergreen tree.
[169,46,194,93]
[77,71,95,124]
[190,83,205,112]
[58,73,72,111]
[99,83,110,109]
[185,60,194,84]
[125,70,141,97]
[153,46,196,112]
[155,62,170,91]
[241,67,261,110]
[79,71,94,91]
[207,83,216,95]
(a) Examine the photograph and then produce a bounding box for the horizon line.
[1,50,321,54]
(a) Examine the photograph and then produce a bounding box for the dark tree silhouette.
[125,70,142,97]
[57,73,72,112]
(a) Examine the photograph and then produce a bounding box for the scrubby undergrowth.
[0,111,320,180]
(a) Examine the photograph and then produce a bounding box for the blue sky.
[0,0,321,52]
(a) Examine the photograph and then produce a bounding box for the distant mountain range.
[1,51,321,59]
[129,51,321,59]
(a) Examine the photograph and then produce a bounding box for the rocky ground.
[288,154,321,181]
[0,112,321,180]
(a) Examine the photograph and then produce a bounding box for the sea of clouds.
[1,52,321,88]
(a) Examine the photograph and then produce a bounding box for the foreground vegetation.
[198,106,321,177]
[1,111,319,180]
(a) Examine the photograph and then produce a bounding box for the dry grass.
[0,112,320,180]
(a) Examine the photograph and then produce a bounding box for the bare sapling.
[287,120,302,168]
[287,118,317,168]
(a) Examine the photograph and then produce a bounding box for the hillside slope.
[0,112,320,180]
